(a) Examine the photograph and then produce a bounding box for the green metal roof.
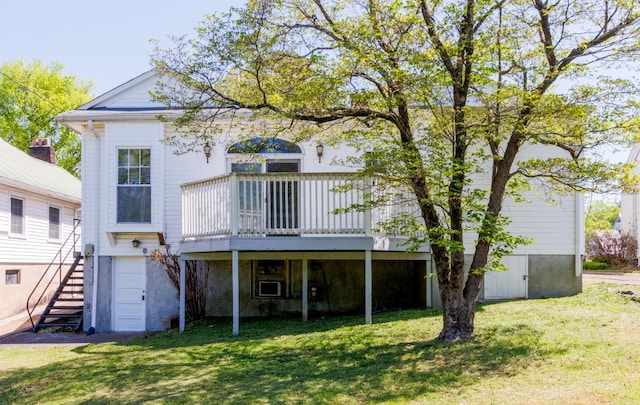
[0,138,81,203]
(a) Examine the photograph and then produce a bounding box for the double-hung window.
[10,197,24,235]
[117,148,151,223]
[48,207,60,240]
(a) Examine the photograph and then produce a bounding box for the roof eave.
[0,176,81,205]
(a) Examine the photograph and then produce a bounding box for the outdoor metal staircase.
[33,255,84,332]
[26,219,84,333]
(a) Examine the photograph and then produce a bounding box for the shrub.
[150,245,208,321]
[582,261,609,270]
[588,230,637,266]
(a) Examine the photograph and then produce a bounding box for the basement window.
[5,269,20,285]
[253,260,290,298]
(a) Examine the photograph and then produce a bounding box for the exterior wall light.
[203,142,212,163]
[316,144,324,163]
[132,239,141,248]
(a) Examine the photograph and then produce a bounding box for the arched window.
[227,137,302,154]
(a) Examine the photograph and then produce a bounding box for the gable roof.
[0,138,81,204]
[77,70,161,111]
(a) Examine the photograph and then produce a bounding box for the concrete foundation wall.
[528,255,581,298]
[91,254,580,330]
[146,259,179,331]
[95,256,113,332]
[87,256,179,332]
[205,259,426,318]
[429,254,581,308]
[1,263,59,320]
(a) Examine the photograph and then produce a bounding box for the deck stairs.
[33,255,84,332]
[26,219,84,333]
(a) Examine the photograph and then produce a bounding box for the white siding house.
[0,138,81,320]
[57,71,583,334]
[620,145,640,263]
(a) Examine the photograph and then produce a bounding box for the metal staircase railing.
[33,256,84,332]
[26,219,82,330]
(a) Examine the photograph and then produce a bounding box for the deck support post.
[232,250,239,336]
[302,258,308,321]
[365,249,372,324]
[179,256,186,332]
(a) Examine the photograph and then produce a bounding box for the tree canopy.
[586,200,620,238]
[152,0,640,341]
[0,60,93,175]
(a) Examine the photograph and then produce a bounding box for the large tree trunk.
[437,266,484,342]
[438,292,477,342]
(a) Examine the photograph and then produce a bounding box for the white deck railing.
[181,172,423,239]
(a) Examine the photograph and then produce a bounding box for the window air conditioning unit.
[258,280,282,297]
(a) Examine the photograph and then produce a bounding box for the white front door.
[484,255,527,300]
[114,257,146,331]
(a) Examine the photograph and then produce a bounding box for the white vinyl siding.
[0,184,80,264]
[104,123,164,238]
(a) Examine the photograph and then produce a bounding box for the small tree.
[150,246,209,321]
[152,1,640,341]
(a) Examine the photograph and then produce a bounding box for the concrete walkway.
[0,309,38,339]
[583,271,640,286]
[0,310,144,347]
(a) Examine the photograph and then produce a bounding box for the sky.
[0,1,240,96]
[0,1,631,169]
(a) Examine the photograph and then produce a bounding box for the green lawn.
[2,283,640,404]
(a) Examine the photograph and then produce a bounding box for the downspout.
[575,191,584,277]
[88,119,100,330]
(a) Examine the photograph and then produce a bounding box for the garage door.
[483,256,527,300]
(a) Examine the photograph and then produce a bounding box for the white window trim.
[48,205,62,242]
[9,196,26,238]
[5,269,21,285]
[105,123,165,233]
[116,147,153,225]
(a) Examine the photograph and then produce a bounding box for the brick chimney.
[28,138,56,164]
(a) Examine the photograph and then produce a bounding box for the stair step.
[38,322,81,328]
[31,253,85,333]
[50,306,84,311]
[40,313,82,319]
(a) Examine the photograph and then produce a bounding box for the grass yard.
[1,282,640,404]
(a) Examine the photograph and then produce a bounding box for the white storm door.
[483,255,527,300]
[114,257,146,331]
[266,160,300,232]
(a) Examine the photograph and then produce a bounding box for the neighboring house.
[613,214,622,233]
[619,146,640,262]
[0,138,81,320]
[56,71,583,334]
